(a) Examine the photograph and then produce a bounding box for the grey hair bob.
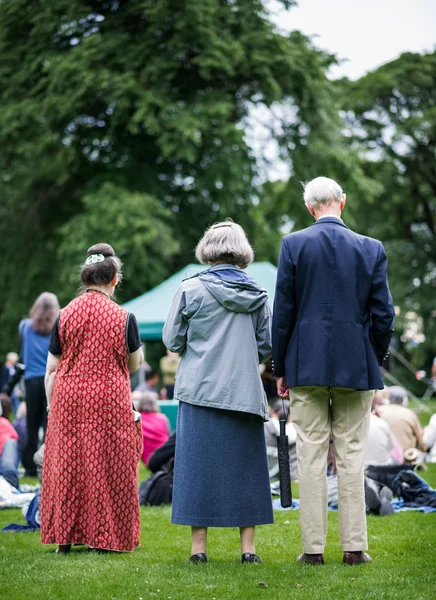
[195,220,254,269]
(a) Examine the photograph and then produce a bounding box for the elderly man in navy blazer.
[272,177,395,566]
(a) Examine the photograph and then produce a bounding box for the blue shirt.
[19,319,50,380]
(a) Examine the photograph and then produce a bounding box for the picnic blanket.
[0,476,39,509]
[273,497,436,513]
[2,493,40,532]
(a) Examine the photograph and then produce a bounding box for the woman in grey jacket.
[163,221,273,564]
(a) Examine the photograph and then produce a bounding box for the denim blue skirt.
[171,401,274,527]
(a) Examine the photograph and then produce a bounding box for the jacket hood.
[198,267,268,313]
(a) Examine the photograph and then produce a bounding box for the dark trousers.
[22,376,47,475]
[165,384,175,400]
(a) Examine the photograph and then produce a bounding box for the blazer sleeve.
[272,237,296,377]
[255,301,272,364]
[368,243,395,365]
[162,287,189,353]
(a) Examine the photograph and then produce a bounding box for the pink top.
[0,417,18,455]
[140,412,170,466]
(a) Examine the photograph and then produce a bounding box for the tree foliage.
[57,183,180,303]
[0,0,333,353]
[0,2,434,382]
[249,51,436,381]
[339,51,436,370]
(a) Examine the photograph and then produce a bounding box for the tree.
[0,0,335,355]
[57,183,180,303]
[249,50,436,390]
[339,51,436,375]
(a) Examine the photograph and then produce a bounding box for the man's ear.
[340,193,346,211]
[305,203,316,219]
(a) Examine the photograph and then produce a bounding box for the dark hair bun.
[87,243,115,258]
[81,243,122,288]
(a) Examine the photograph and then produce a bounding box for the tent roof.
[122,261,278,340]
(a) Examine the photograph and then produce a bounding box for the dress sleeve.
[127,313,142,354]
[48,313,62,355]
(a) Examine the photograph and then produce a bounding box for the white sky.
[266,0,436,79]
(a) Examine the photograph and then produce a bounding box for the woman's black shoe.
[242,553,262,563]
[190,553,207,563]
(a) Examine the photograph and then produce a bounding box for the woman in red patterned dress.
[40,243,144,553]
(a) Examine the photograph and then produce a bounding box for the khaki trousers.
[289,386,374,554]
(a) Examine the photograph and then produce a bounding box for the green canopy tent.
[122,262,278,340]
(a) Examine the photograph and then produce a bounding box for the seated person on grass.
[365,391,403,466]
[136,391,170,466]
[12,401,27,460]
[423,413,436,463]
[378,386,425,455]
[0,394,20,489]
[148,432,176,474]
[264,399,298,482]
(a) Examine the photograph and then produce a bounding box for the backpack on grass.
[139,467,173,506]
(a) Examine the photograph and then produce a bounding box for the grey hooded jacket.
[162,264,272,421]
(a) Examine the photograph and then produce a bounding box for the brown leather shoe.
[343,551,373,565]
[297,553,324,565]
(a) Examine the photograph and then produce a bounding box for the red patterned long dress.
[40,291,142,552]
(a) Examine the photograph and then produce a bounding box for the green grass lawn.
[1,403,435,600]
[1,465,435,600]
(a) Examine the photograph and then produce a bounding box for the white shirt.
[365,413,395,466]
[423,414,436,463]
[317,215,344,222]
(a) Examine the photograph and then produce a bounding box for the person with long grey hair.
[19,292,59,476]
[163,220,273,564]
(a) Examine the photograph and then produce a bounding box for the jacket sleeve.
[255,301,272,364]
[162,287,189,353]
[272,237,296,377]
[147,432,176,473]
[368,243,395,365]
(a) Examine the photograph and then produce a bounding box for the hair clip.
[85,253,105,265]
[212,223,233,229]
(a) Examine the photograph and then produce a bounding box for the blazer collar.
[312,217,349,229]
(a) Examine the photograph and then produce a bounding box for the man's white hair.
[195,220,254,269]
[303,176,343,208]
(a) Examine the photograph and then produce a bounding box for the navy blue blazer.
[272,217,395,390]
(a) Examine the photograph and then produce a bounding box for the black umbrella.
[276,399,293,508]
